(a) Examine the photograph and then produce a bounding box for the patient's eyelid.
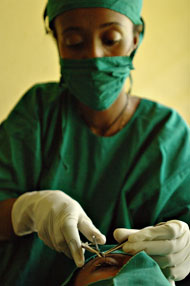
[94,261,119,269]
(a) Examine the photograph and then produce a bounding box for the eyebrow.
[63,22,124,34]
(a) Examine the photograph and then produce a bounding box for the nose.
[84,38,104,59]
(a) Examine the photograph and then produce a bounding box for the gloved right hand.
[11,190,106,267]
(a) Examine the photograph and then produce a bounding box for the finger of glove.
[113,228,139,243]
[62,218,85,267]
[151,232,190,268]
[39,233,55,251]
[50,228,72,258]
[62,242,85,260]
[78,217,106,245]
[128,221,189,242]
[38,225,57,251]
[122,232,189,256]
[37,211,71,256]
[161,254,190,281]
[57,243,72,259]
[38,227,71,259]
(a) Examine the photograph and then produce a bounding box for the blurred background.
[0,0,189,123]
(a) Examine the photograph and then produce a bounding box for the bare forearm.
[0,198,17,240]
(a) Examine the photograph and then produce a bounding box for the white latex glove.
[12,190,106,267]
[114,220,190,282]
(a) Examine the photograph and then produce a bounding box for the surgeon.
[0,0,190,286]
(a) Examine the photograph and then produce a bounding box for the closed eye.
[64,33,84,48]
[102,30,122,47]
[103,39,120,46]
[94,261,119,271]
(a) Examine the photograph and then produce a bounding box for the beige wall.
[0,0,189,123]
[134,0,190,124]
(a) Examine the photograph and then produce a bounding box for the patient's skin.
[74,253,131,286]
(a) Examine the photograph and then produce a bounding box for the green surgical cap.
[46,0,143,26]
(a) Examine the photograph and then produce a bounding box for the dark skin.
[0,8,141,240]
[0,198,17,240]
[54,8,141,137]
[73,253,131,286]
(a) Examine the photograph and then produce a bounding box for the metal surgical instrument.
[81,237,128,257]
[81,235,104,257]
[102,240,128,256]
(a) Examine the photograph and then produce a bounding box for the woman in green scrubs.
[0,1,189,285]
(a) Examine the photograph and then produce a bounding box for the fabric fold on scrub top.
[62,247,171,286]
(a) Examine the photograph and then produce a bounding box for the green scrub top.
[0,82,190,285]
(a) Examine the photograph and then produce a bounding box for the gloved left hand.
[114,220,190,281]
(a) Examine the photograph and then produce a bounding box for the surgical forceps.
[102,240,128,256]
[81,235,104,257]
[81,235,128,257]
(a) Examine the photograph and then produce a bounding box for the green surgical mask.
[60,56,134,110]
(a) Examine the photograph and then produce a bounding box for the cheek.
[57,37,72,59]
[88,269,118,283]
[124,34,134,52]
[74,268,119,286]
[57,38,64,57]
